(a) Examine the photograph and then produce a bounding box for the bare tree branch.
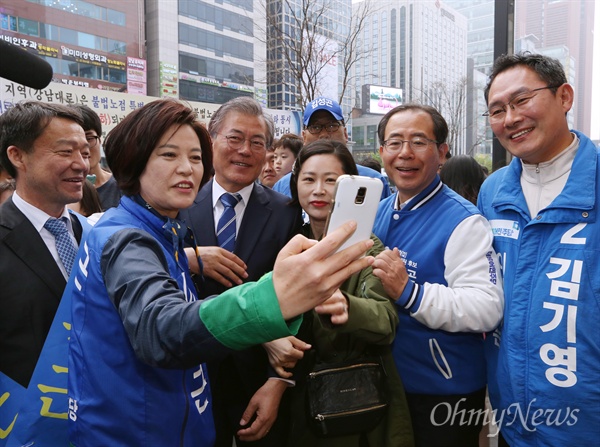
[255,0,375,111]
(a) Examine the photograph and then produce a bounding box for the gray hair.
[208,96,275,147]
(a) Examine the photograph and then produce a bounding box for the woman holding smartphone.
[66,101,376,447]
[283,140,414,447]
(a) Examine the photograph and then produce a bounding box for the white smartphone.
[324,174,383,253]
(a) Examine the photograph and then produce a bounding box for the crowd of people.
[0,51,598,447]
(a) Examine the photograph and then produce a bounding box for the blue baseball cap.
[303,97,344,126]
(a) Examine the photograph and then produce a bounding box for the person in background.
[259,146,278,188]
[283,139,414,447]
[67,98,374,447]
[371,104,503,447]
[439,154,486,205]
[273,97,391,200]
[71,104,121,210]
[181,96,304,447]
[479,52,600,447]
[359,156,383,175]
[0,101,90,388]
[273,133,302,181]
[0,178,15,204]
[0,162,12,183]
[67,178,103,217]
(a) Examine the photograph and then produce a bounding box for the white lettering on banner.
[489,219,520,240]
[538,224,586,388]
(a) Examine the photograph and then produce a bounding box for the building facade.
[351,0,468,156]
[515,0,594,136]
[0,0,144,93]
[145,0,266,105]
[265,0,352,114]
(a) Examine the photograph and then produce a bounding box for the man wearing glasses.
[273,96,391,199]
[71,105,121,210]
[181,96,302,447]
[371,104,504,446]
[479,53,600,447]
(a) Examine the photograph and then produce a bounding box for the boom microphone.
[0,39,53,90]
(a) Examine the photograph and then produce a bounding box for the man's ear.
[558,83,574,114]
[6,145,25,172]
[437,142,449,160]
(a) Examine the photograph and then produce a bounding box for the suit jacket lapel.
[187,180,218,246]
[236,184,272,261]
[0,199,66,300]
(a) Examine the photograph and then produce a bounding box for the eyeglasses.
[218,133,266,151]
[305,122,342,135]
[483,85,559,123]
[86,135,100,147]
[382,137,438,153]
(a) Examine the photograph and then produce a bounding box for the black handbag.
[305,357,388,437]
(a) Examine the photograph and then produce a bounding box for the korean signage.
[0,79,302,140]
[159,61,178,98]
[127,57,147,96]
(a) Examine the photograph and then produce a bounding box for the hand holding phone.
[324,175,383,253]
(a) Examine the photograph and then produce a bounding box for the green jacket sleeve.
[333,235,398,344]
[199,272,302,350]
[310,235,398,356]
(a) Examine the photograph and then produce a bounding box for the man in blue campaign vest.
[273,97,392,200]
[371,104,504,447]
[479,52,600,446]
[0,102,91,446]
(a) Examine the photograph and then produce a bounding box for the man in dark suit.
[182,97,302,447]
[0,101,90,387]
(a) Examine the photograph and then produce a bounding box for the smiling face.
[379,110,448,204]
[8,117,89,217]
[138,124,204,218]
[297,153,345,237]
[211,111,267,192]
[487,66,574,164]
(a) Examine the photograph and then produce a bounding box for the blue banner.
[0,212,90,446]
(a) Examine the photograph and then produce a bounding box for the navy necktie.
[44,217,78,276]
[216,193,241,252]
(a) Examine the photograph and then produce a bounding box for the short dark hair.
[71,104,102,136]
[290,140,358,207]
[484,52,567,103]
[377,103,448,146]
[0,101,83,178]
[78,179,103,216]
[439,154,486,205]
[0,178,15,195]
[208,96,275,148]
[358,157,382,173]
[104,99,213,196]
[273,133,303,157]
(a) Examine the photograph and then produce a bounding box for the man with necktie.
[182,96,302,447]
[0,101,90,388]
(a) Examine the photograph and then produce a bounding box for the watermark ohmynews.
[430,398,579,436]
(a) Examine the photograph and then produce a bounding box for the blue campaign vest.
[478,131,600,446]
[374,178,487,395]
[68,197,215,447]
